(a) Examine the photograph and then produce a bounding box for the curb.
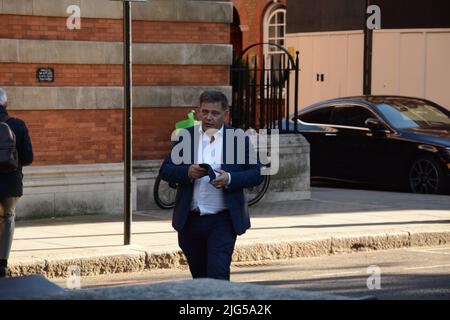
[9,230,450,278]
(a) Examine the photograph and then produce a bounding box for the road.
[53,245,450,300]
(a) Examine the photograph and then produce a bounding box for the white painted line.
[403,264,450,271]
[407,249,450,256]
[309,271,362,278]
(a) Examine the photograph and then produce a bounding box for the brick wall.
[0,15,229,44]
[0,10,230,166]
[232,0,287,55]
[0,64,228,86]
[11,108,193,166]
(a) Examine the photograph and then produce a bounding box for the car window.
[375,102,450,130]
[330,105,375,128]
[298,106,334,124]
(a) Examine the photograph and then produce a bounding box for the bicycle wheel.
[246,175,270,206]
[153,175,177,209]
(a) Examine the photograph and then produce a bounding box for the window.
[330,105,375,128]
[264,6,286,63]
[375,101,450,130]
[267,9,286,52]
[298,106,334,124]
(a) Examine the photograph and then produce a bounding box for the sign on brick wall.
[36,68,55,82]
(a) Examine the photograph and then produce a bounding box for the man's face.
[199,102,229,132]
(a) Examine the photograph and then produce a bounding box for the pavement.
[8,187,450,278]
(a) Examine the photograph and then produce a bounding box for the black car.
[283,96,450,194]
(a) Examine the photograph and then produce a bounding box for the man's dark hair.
[199,90,229,110]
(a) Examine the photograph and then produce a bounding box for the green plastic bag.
[175,110,201,134]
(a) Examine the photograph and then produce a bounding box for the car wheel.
[409,156,448,194]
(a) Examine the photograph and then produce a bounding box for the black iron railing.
[230,43,299,133]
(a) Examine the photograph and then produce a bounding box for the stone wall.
[260,134,310,202]
[17,135,310,219]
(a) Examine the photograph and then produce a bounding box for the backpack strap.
[0,114,11,123]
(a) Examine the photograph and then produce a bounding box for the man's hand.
[188,165,208,179]
[211,169,229,188]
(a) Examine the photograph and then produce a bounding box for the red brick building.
[0,0,233,216]
[0,0,291,217]
[231,0,287,58]
[1,1,231,166]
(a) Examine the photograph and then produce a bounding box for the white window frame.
[263,6,287,60]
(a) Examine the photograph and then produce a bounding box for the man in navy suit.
[159,90,263,280]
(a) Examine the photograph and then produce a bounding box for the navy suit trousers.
[178,210,237,281]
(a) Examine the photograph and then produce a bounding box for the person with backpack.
[0,88,33,277]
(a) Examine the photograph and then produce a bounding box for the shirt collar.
[198,124,224,139]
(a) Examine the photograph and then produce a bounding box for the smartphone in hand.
[199,163,217,182]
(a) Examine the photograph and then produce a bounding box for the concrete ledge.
[410,231,450,247]
[5,85,232,110]
[4,86,123,110]
[134,43,232,65]
[133,85,232,108]
[233,239,332,261]
[146,250,188,269]
[19,163,138,219]
[330,232,412,254]
[259,134,311,202]
[44,253,147,278]
[0,0,233,23]
[0,39,232,65]
[9,231,450,278]
[0,39,122,64]
[132,0,233,23]
[9,246,149,278]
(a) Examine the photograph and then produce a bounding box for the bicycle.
[153,170,270,210]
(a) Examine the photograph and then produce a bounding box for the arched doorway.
[230,7,243,60]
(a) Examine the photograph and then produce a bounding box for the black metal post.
[259,56,265,130]
[244,56,250,130]
[277,56,283,132]
[252,56,257,129]
[363,0,373,95]
[123,1,132,245]
[286,57,291,133]
[294,51,299,133]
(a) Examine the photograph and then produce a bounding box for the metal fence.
[230,43,300,133]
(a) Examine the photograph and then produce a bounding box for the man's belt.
[190,208,229,216]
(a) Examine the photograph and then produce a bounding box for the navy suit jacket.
[159,124,263,235]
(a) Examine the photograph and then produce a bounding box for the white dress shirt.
[190,125,230,215]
